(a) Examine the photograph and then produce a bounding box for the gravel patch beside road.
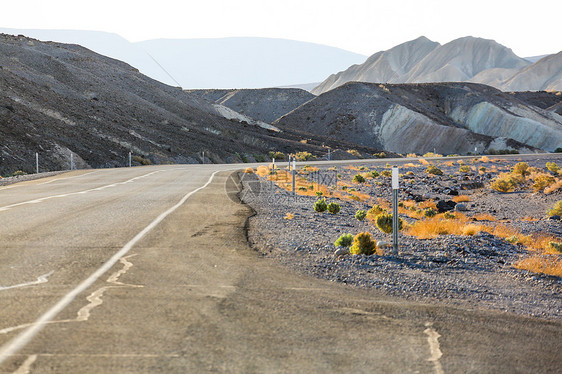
[240,156,562,320]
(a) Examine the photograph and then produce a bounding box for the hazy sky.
[2,0,561,57]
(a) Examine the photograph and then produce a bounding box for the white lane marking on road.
[0,170,164,212]
[38,171,100,185]
[0,170,221,365]
[0,271,54,291]
[424,322,444,374]
[0,255,142,335]
[12,354,37,374]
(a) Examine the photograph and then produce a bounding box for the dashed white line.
[0,170,164,212]
[38,171,100,185]
[0,271,54,291]
[424,322,444,374]
[12,354,37,374]
[0,170,221,365]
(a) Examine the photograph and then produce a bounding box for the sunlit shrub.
[349,232,377,255]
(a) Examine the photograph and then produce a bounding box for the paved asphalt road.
[0,163,560,373]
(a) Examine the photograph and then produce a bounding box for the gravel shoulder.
[241,155,562,320]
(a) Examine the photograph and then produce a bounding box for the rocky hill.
[312,36,561,94]
[311,36,439,95]
[276,82,562,155]
[0,34,378,175]
[502,52,562,91]
[187,88,315,123]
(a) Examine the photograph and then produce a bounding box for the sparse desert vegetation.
[242,154,562,319]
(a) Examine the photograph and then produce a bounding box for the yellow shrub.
[243,167,254,174]
[490,173,518,192]
[532,173,555,192]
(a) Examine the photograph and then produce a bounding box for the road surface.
[0,164,560,373]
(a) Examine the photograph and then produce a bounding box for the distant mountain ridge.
[312,36,561,94]
[0,28,366,89]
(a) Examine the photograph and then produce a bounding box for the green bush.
[490,173,518,192]
[532,174,555,192]
[353,174,366,183]
[295,151,314,161]
[459,165,471,173]
[327,202,341,214]
[350,232,377,255]
[313,198,327,213]
[547,201,562,216]
[315,191,323,197]
[380,170,392,177]
[268,151,285,160]
[355,210,367,221]
[547,241,562,253]
[132,155,152,165]
[426,165,443,176]
[375,213,403,234]
[423,208,437,218]
[367,204,385,217]
[443,211,455,219]
[555,148,562,153]
[512,162,530,176]
[370,170,380,178]
[12,170,27,177]
[334,233,354,248]
[546,162,559,173]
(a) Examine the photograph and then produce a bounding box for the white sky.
[2,0,561,57]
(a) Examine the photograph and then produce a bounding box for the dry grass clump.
[452,195,471,203]
[515,256,562,277]
[243,167,254,174]
[544,179,562,194]
[418,158,430,166]
[256,165,270,177]
[473,213,497,221]
[479,156,490,163]
[284,213,295,220]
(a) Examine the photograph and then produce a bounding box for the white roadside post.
[272,158,275,171]
[128,152,132,167]
[70,153,74,170]
[35,152,39,174]
[392,167,399,256]
[292,158,296,196]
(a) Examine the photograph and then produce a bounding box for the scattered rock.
[436,199,457,213]
[334,247,349,257]
[455,203,468,212]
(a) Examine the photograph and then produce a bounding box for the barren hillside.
[0,34,376,175]
[276,82,562,155]
[187,88,315,124]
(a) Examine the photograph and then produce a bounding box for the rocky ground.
[241,155,562,320]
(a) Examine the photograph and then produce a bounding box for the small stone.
[377,241,390,248]
[455,203,468,212]
[334,247,349,257]
[548,215,561,220]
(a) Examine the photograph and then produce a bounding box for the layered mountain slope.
[404,37,530,83]
[0,34,354,174]
[275,82,562,155]
[187,88,316,123]
[502,52,562,91]
[312,36,561,94]
[311,37,439,95]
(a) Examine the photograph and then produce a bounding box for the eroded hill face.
[275,82,562,155]
[187,88,315,124]
[0,34,343,174]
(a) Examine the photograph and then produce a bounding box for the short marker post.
[392,167,399,256]
[35,152,39,174]
[292,158,296,196]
